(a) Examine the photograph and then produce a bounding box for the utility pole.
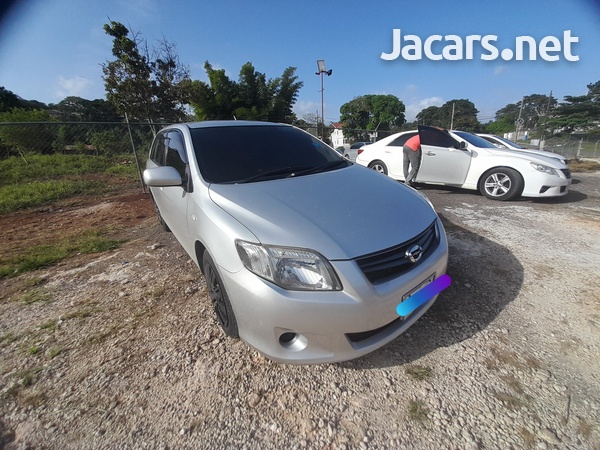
[315,60,332,141]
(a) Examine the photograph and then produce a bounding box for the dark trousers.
[403,146,421,185]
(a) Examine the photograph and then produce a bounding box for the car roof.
[181,120,289,130]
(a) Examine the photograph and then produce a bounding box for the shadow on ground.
[340,214,524,370]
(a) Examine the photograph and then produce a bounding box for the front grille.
[561,168,571,179]
[355,220,438,284]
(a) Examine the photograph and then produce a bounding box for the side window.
[419,127,458,148]
[388,132,417,147]
[150,132,167,166]
[165,131,188,179]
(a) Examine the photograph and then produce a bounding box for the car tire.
[368,160,388,175]
[150,193,170,232]
[202,250,239,338]
[479,167,524,201]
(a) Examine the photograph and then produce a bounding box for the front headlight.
[236,241,342,291]
[530,162,559,177]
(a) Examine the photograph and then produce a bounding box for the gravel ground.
[1,172,599,449]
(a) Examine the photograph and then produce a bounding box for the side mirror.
[143,166,183,187]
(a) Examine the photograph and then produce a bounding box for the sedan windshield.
[190,125,347,183]
[493,135,525,149]
[453,131,498,149]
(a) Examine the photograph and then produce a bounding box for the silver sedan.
[143,121,448,364]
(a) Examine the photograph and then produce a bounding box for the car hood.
[500,147,565,162]
[483,147,566,168]
[208,165,438,260]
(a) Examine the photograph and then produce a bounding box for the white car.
[144,121,448,364]
[356,126,572,201]
[477,133,568,165]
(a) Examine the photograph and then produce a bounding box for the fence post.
[125,113,146,193]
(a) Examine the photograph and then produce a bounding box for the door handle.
[426,151,436,156]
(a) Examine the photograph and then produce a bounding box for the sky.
[0,0,599,123]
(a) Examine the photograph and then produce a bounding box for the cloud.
[293,100,320,119]
[55,75,93,98]
[405,96,444,121]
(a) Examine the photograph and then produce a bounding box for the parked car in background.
[344,141,372,162]
[356,126,571,201]
[477,133,568,165]
[144,121,448,364]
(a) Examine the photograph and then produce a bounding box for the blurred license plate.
[402,273,435,302]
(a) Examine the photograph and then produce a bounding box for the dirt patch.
[0,189,153,261]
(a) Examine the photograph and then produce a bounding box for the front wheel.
[202,250,239,338]
[368,160,388,175]
[479,168,524,201]
[150,193,170,232]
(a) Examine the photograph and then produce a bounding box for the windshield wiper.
[293,159,349,176]
[235,166,312,184]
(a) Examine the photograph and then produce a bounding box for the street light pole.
[316,59,332,140]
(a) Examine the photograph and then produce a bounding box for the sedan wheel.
[479,168,523,201]
[368,160,388,175]
[203,251,239,338]
[150,194,170,232]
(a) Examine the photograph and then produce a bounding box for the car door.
[154,130,192,241]
[385,132,417,178]
[416,125,472,185]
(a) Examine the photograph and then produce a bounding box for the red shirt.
[405,134,421,151]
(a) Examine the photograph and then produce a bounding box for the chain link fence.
[2,122,598,162]
[537,134,600,160]
[0,122,172,160]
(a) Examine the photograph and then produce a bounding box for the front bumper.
[220,220,449,364]
[521,170,571,198]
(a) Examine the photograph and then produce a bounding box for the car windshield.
[453,131,498,149]
[493,135,525,149]
[190,125,348,184]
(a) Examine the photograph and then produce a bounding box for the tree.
[339,94,405,141]
[0,108,57,154]
[48,97,121,122]
[189,61,303,123]
[101,21,191,132]
[0,86,47,112]
[547,81,600,133]
[0,87,21,113]
[416,99,479,132]
[493,94,556,132]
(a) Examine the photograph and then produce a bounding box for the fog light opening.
[278,332,308,352]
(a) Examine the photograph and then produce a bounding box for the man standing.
[403,134,421,187]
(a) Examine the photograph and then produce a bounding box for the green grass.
[0,230,124,277]
[16,289,52,305]
[405,365,433,381]
[0,153,142,213]
[407,400,429,422]
[0,153,128,186]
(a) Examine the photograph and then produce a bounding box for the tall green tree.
[547,81,600,133]
[416,99,479,132]
[189,61,303,123]
[48,97,120,122]
[493,94,556,132]
[339,94,405,141]
[101,21,191,131]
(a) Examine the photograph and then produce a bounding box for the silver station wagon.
[143,121,449,364]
